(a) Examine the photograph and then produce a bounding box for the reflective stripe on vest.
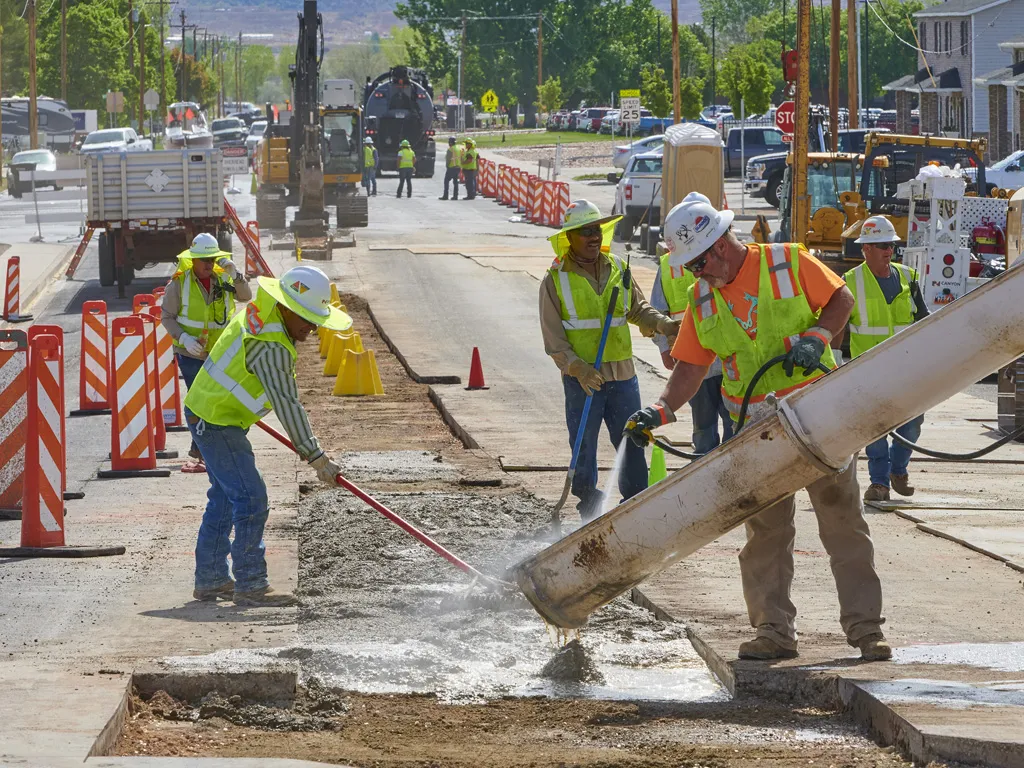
[551,257,633,363]
[690,243,836,419]
[198,329,281,417]
[658,252,695,318]
[177,270,234,331]
[846,262,916,358]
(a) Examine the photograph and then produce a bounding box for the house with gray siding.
[974,36,1024,159]
[883,0,1024,159]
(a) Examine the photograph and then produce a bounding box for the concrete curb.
[0,242,76,331]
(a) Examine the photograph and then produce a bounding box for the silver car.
[246,120,268,157]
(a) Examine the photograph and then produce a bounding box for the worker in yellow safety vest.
[440,136,462,200]
[460,137,478,199]
[183,265,350,607]
[396,139,416,198]
[540,199,680,520]
[844,215,929,503]
[160,232,252,473]
[649,191,733,454]
[625,198,891,663]
[362,136,378,197]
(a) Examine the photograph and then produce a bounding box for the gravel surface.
[491,142,618,169]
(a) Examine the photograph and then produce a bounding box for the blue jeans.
[865,414,924,486]
[177,353,204,457]
[442,167,460,198]
[463,169,477,199]
[563,374,647,519]
[188,420,270,593]
[397,168,413,197]
[689,375,734,454]
[362,168,377,195]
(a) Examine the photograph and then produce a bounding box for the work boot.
[863,483,890,502]
[452,196,459,200]
[193,581,235,602]
[233,586,300,607]
[890,473,915,497]
[439,195,448,200]
[738,636,799,660]
[857,633,893,661]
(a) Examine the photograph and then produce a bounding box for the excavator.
[254,0,368,234]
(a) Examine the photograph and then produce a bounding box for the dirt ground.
[490,143,617,169]
[110,294,958,768]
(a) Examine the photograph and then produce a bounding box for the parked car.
[547,110,569,130]
[702,105,733,122]
[6,149,60,198]
[211,117,247,146]
[580,107,612,132]
[612,134,665,169]
[229,108,265,127]
[611,151,662,245]
[566,110,583,130]
[963,149,1024,193]
[78,127,153,156]
[246,120,268,157]
[723,126,785,175]
[598,110,621,134]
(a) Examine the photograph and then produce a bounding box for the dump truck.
[363,66,437,177]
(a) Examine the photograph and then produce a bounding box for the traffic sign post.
[480,89,499,114]
[776,100,795,143]
[619,89,641,143]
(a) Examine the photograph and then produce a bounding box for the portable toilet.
[660,123,725,225]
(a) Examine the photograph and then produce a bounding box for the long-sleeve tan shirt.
[540,253,668,381]
[160,270,253,359]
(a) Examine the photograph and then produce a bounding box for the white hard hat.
[855,215,900,244]
[257,265,352,331]
[364,136,374,144]
[189,232,229,259]
[664,200,735,267]
[682,191,712,205]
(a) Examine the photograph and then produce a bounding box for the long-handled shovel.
[549,285,620,534]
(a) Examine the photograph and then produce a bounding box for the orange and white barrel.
[106,316,156,473]
[142,305,182,427]
[3,256,32,323]
[77,300,110,412]
[136,313,167,453]
[20,333,65,548]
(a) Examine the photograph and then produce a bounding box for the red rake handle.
[254,420,487,582]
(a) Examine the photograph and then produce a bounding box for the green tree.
[381,25,425,67]
[241,45,278,103]
[324,43,390,87]
[640,64,671,118]
[535,75,563,114]
[680,77,705,120]
[1,0,30,96]
[170,48,218,109]
[719,45,773,116]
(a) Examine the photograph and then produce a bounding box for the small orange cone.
[466,347,489,390]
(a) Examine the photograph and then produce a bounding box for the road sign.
[480,89,499,113]
[144,88,159,111]
[105,91,124,114]
[776,100,795,143]
[220,146,249,176]
[620,89,641,124]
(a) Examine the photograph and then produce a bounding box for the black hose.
[652,438,701,461]
[888,424,1024,461]
[735,355,831,432]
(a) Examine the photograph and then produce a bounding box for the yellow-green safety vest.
[460,146,477,171]
[690,243,836,420]
[173,260,236,352]
[551,256,632,364]
[658,252,696,318]
[398,147,416,169]
[447,145,462,168]
[844,262,917,359]
[184,287,297,429]
[363,145,375,168]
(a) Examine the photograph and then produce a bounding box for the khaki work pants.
[738,455,885,650]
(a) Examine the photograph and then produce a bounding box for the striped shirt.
[247,339,322,462]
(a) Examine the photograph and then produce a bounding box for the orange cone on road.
[466,347,489,390]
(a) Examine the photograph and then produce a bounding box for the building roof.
[883,67,963,92]
[998,35,1024,49]
[915,0,1010,17]
[974,59,1024,86]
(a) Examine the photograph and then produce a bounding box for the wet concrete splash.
[539,640,606,684]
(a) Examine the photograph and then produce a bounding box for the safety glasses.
[576,224,602,237]
[873,243,896,252]
[683,249,712,275]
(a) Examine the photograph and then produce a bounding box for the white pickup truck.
[610,151,662,244]
[79,127,153,156]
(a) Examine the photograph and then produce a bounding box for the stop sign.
[775,100,796,141]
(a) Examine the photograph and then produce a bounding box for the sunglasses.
[684,249,712,275]
[873,243,896,252]
[576,225,602,237]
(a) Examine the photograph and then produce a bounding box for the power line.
[864,0,1004,57]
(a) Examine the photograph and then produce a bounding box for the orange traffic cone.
[466,347,489,390]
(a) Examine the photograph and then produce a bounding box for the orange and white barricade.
[142,306,183,428]
[245,220,261,277]
[540,183,557,227]
[553,181,571,226]
[97,316,169,479]
[3,256,33,323]
[0,329,28,519]
[133,293,156,316]
[20,333,64,548]
[527,177,545,223]
[27,325,67,499]
[485,161,497,198]
[516,170,528,212]
[136,313,170,457]
[499,165,511,206]
[71,300,111,416]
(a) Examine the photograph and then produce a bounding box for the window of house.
[960,21,968,55]
[945,22,951,55]
[921,23,927,49]
[934,23,941,51]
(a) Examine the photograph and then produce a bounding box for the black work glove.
[783,334,827,377]
[624,401,675,448]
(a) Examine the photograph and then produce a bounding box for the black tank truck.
[363,66,436,177]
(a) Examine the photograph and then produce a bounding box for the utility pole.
[847,0,858,128]
[139,7,146,136]
[1,19,4,165]
[236,31,242,108]
[829,0,840,148]
[60,0,67,102]
[793,0,811,245]
[537,12,542,91]
[459,15,466,132]
[671,0,680,123]
[710,18,716,108]
[28,0,38,148]
[127,0,136,126]
[180,11,186,101]
[159,0,165,113]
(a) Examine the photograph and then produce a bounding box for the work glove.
[782,327,831,378]
[656,316,682,345]
[566,357,605,397]
[624,399,676,448]
[309,453,342,486]
[218,258,239,280]
[179,333,205,358]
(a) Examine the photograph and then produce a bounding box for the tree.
[718,45,773,116]
[680,77,705,120]
[241,46,278,104]
[170,48,218,109]
[1,0,30,96]
[324,43,390,87]
[535,75,563,114]
[640,64,671,118]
